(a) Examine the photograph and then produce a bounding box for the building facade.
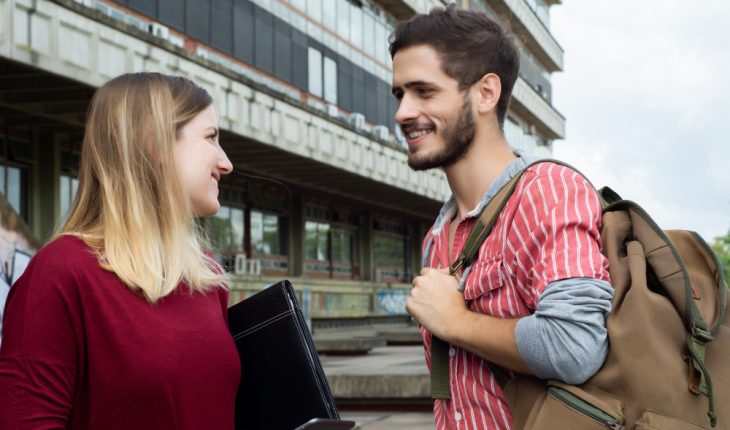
[0,0,564,318]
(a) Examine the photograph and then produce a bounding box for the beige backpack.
[433,160,729,429]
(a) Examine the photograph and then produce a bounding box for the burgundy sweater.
[0,235,240,429]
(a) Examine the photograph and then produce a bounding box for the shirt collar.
[430,151,541,237]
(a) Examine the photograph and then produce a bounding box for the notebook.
[228,280,355,430]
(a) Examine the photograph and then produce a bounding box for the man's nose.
[395,94,419,125]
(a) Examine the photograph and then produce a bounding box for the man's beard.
[407,97,475,171]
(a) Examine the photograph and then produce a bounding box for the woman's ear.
[474,73,502,116]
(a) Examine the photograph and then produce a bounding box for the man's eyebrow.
[391,80,437,95]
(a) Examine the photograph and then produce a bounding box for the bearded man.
[390,6,613,429]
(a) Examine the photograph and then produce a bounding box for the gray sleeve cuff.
[515,278,613,384]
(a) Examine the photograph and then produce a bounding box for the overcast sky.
[550,1,730,242]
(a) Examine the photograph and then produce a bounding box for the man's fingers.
[420,267,437,276]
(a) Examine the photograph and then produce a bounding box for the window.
[375,21,387,66]
[330,225,353,263]
[373,216,411,282]
[251,210,285,255]
[308,47,323,97]
[309,47,338,103]
[207,186,246,271]
[322,0,336,31]
[323,56,338,104]
[305,221,329,261]
[362,12,374,58]
[251,209,288,274]
[0,164,29,223]
[349,4,362,49]
[59,174,79,220]
[208,204,245,271]
[304,204,359,279]
[337,0,350,42]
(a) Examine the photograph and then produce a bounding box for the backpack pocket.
[633,411,706,430]
[521,381,625,430]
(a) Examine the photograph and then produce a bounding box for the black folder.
[228,280,354,430]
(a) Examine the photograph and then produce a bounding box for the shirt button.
[455,411,462,421]
[449,347,456,357]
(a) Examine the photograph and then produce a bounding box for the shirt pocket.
[462,257,504,301]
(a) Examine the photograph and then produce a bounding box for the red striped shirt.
[421,162,610,429]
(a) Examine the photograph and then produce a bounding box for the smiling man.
[390,6,614,429]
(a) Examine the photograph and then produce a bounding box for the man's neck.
[443,133,516,221]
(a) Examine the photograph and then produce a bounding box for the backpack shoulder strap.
[432,158,588,398]
[449,158,591,276]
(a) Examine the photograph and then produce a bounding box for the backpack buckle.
[691,325,713,343]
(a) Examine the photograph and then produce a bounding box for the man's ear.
[474,73,502,116]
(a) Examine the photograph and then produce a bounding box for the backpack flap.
[604,199,721,427]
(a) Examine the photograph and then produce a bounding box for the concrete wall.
[228,275,412,318]
[0,0,450,202]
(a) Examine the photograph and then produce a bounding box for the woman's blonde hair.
[60,72,227,302]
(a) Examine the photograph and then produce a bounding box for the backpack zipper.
[547,385,624,430]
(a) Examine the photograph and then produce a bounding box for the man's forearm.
[444,310,534,375]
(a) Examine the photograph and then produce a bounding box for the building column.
[289,192,304,277]
[359,210,373,281]
[31,128,60,245]
[412,221,427,272]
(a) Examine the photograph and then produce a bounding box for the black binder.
[228,280,354,430]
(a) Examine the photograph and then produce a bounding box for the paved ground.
[340,411,436,430]
[316,324,436,429]
[320,345,430,399]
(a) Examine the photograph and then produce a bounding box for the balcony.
[489,0,564,72]
[511,76,565,140]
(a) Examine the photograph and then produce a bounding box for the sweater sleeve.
[0,246,80,429]
[515,278,613,384]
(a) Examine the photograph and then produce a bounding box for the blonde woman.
[0,73,239,429]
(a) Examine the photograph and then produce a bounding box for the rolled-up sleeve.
[515,278,613,384]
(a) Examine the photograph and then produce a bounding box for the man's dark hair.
[389,5,520,128]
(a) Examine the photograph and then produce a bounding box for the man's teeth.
[408,130,431,139]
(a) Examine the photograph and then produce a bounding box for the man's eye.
[417,88,432,96]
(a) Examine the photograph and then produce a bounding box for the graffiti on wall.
[376,288,409,315]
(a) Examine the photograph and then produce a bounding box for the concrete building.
[0,0,564,318]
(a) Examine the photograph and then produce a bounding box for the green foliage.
[711,229,730,287]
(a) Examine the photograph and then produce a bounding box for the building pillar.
[289,192,304,277]
[359,210,373,281]
[412,221,428,272]
[31,128,60,245]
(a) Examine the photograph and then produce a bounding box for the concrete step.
[321,345,430,401]
[314,335,387,355]
[376,327,422,346]
[341,412,436,430]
